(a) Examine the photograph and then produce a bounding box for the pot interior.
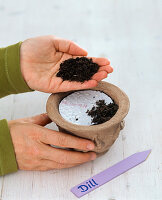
[46,81,130,132]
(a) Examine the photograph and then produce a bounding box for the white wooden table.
[0,0,161,199]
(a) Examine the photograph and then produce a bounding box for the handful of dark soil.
[86,100,118,125]
[56,57,99,82]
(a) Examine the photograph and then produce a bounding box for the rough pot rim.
[46,81,130,134]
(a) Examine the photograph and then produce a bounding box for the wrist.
[0,119,18,175]
[20,41,27,85]
[4,42,33,94]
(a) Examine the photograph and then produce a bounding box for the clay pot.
[46,81,130,156]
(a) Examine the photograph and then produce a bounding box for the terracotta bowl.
[46,81,130,156]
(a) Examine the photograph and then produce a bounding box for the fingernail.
[87,143,95,150]
[91,153,96,160]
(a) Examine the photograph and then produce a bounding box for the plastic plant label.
[71,150,151,198]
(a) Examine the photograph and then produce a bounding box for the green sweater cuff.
[0,42,33,98]
[0,119,18,176]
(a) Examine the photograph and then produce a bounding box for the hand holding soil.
[8,114,96,171]
[7,35,112,173]
[20,35,113,93]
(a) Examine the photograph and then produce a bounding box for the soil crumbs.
[86,100,118,125]
[56,57,99,82]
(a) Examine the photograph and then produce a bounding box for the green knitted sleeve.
[0,42,33,175]
[0,120,18,176]
[0,42,32,97]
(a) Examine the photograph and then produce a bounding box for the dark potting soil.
[86,100,118,125]
[56,57,99,82]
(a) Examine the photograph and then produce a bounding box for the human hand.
[20,35,113,93]
[8,113,96,171]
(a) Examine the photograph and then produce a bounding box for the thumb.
[53,37,88,56]
[8,113,52,127]
[24,113,52,126]
[30,113,52,126]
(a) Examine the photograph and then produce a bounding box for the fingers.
[40,144,96,164]
[40,160,81,170]
[98,65,113,73]
[53,37,88,56]
[91,71,108,81]
[28,113,52,126]
[90,57,113,73]
[90,57,110,66]
[72,56,110,65]
[40,128,95,151]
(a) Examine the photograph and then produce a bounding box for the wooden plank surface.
[0,0,161,199]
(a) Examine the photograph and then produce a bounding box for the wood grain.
[0,0,161,199]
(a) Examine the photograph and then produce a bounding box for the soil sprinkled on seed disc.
[59,90,118,126]
[86,100,118,125]
[56,57,99,82]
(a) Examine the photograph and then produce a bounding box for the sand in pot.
[46,81,130,155]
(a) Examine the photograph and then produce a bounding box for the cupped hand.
[20,35,113,93]
[8,113,96,171]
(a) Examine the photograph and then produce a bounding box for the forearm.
[0,119,17,176]
[0,42,32,98]
[0,42,33,176]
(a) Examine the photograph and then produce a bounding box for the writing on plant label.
[77,179,98,192]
